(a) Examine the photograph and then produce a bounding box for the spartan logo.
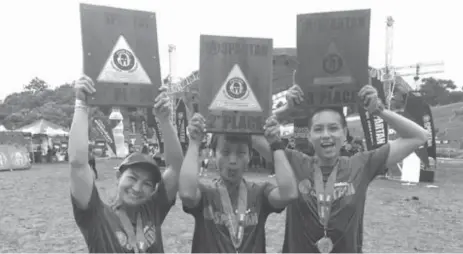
[225,77,248,99]
[112,49,136,72]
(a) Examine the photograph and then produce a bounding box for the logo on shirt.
[298,180,356,201]
[203,205,259,226]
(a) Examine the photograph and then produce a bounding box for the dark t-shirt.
[183,179,285,253]
[282,144,390,253]
[71,181,175,253]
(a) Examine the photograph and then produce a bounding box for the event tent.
[17,119,68,136]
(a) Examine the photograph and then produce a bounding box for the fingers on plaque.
[159,85,168,92]
[364,95,373,108]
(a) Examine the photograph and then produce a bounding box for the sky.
[0,0,460,100]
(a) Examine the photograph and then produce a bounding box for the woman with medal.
[69,76,184,253]
[253,84,429,253]
[179,113,298,253]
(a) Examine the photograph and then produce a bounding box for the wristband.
[75,100,89,110]
[270,141,285,152]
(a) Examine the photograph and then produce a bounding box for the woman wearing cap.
[179,114,298,253]
[69,76,184,253]
[253,84,429,253]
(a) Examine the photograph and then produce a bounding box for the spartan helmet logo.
[225,77,248,99]
[113,49,136,71]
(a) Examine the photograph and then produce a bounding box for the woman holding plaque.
[69,76,184,253]
[179,114,298,253]
[253,84,429,253]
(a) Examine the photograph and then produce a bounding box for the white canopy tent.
[17,119,68,136]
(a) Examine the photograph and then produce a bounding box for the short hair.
[209,134,252,152]
[308,106,347,128]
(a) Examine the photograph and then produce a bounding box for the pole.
[168,45,176,126]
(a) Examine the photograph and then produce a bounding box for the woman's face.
[308,110,347,161]
[117,166,157,207]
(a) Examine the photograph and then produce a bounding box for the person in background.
[179,113,298,253]
[198,146,208,177]
[128,143,135,154]
[141,143,149,154]
[69,76,184,253]
[88,146,97,179]
[253,84,429,253]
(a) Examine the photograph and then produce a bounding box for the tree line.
[0,76,460,131]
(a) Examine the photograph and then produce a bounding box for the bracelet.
[75,99,87,107]
[75,100,89,110]
[270,141,285,152]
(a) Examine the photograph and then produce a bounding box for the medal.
[117,211,148,253]
[316,236,334,254]
[217,179,248,252]
[312,158,340,253]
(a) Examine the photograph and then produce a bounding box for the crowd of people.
[69,75,428,253]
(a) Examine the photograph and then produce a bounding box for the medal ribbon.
[217,179,248,252]
[118,211,147,253]
[313,158,339,234]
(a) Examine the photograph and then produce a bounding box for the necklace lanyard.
[217,179,248,253]
[118,210,147,253]
[313,158,339,237]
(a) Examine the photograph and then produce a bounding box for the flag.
[359,71,389,150]
[92,117,116,155]
[146,107,164,153]
[403,92,435,167]
[176,99,189,145]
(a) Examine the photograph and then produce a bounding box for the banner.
[92,117,117,155]
[293,117,311,155]
[0,145,31,171]
[359,70,388,150]
[176,99,189,151]
[423,104,437,161]
[403,92,435,168]
[146,107,164,153]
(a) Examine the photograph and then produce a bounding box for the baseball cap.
[117,152,162,183]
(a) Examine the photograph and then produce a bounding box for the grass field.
[1,159,463,253]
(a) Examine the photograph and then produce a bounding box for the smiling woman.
[253,84,429,253]
[68,75,184,253]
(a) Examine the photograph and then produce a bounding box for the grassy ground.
[1,159,463,253]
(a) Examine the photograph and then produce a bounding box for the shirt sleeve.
[261,181,286,215]
[71,182,104,229]
[285,149,312,178]
[182,182,211,217]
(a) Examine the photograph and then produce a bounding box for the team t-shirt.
[183,179,285,253]
[71,181,175,253]
[282,144,390,253]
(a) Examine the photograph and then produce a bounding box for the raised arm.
[263,116,298,209]
[153,87,184,202]
[178,113,205,208]
[252,84,304,162]
[379,110,428,166]
[359,85,428,168]
[69,76,96,209]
